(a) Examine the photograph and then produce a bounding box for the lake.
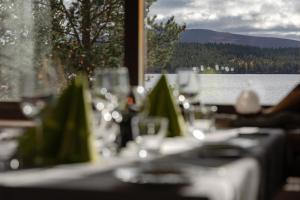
[145,74,300,105]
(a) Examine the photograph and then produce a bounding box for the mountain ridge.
[180,29,300,48]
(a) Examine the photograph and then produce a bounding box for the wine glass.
[176,68,201,122]
[92,67,130,157]
[93,67,130,112]
[176,68,201,107]
[20,69,57,120]
[19,69,57,164]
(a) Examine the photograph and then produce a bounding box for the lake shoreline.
[145,74,300,105]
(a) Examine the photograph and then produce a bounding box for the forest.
[147,43,300,74]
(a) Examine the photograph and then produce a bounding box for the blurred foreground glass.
[93,67,130,111]
[187,105,218,140]
[132,116,168,159]
[20,70,57,120]
[18,69,57,165]
[0,68,20,101]
[0,129,23,171]
[92,67,130,157]
[176,68,201,108]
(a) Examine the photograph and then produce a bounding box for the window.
[0,0,125,101]
[145,0,300,105]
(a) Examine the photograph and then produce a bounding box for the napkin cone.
[147,74,186,137]
[17,74,98,167]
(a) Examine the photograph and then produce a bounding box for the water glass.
[131,116,168,159]
[187,105,217,140]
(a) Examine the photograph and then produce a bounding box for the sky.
[149,0,300,41]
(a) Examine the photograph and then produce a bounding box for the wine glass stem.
[35,118,44,164]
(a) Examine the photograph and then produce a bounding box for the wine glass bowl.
[176,68,201,106]
[93,67,130,111]
[92,67,130,157]
[19,70,57,120]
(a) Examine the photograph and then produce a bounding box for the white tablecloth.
[182,158,259,200]
[0,131,260,200]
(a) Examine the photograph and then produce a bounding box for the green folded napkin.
[147,74,186,137]
[16,74,98,167]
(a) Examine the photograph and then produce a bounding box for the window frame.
[124,0,145,86]
[0,0,145,119]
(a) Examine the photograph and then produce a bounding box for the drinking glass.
[92,67,130,157]
[131,116,168,159]
[176,68,201,108]
[93,67,130,112]
[0,129,23,171]
[20,69,57,120]
[109,68,131,110]
[19,69,57,163]
[187,105,218,140]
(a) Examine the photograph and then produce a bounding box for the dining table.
[0,128,286,200]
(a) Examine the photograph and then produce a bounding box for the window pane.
[0,0,124,101]
[145,0,300,105]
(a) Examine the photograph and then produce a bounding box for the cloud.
[149,0,300,40]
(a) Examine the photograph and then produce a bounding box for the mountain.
[180,29,300,48]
